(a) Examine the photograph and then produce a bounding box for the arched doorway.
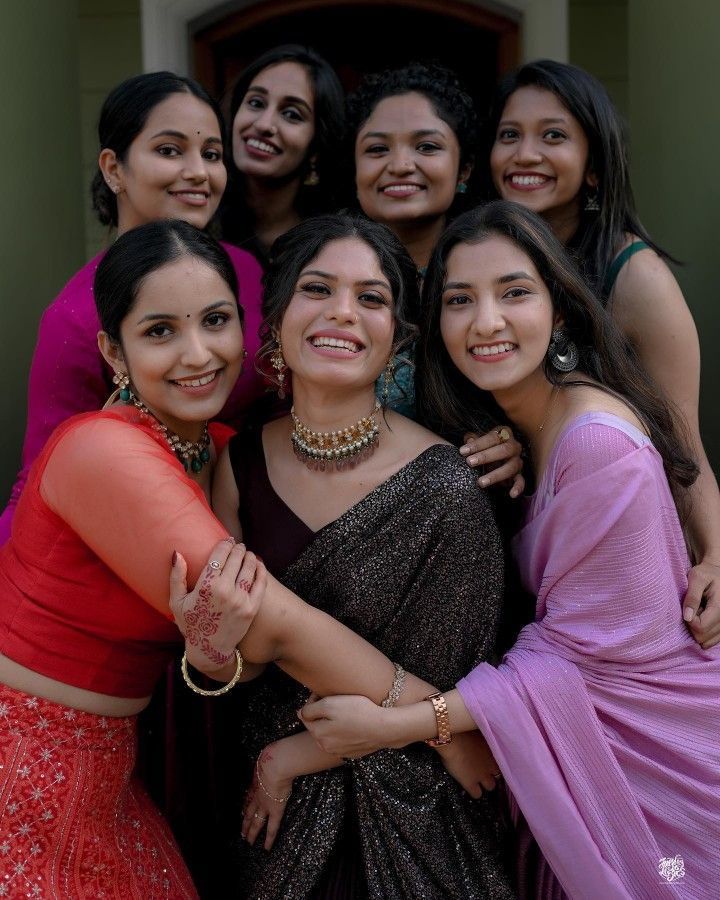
[191,0,519,111]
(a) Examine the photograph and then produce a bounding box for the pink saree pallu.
[458,416,720,900]
[0,683,198,899]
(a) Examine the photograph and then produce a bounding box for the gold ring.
[496,427,511,443]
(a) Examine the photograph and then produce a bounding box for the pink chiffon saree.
[457,414,720,899]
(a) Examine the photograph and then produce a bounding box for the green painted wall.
[570,0,628,117]
[628,0,719,471]
[0,1,85,506]
[0,0,142,509]
[79,0,142,258]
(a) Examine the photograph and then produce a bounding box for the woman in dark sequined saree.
[202,214,516,899]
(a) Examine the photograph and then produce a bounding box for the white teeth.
[175,372,217,387]
[510,175,547,186]
[382,184,423,195]
[247,137,278,154]
[470,342,515,357]
[175,192,207,200]
[311,337,361,352]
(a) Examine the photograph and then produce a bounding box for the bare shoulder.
[611,237,691,336]
[384,410,451,457]
[564,384,646,435]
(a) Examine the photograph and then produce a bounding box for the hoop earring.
[380,356,396,406]
[270,341,288,399]
[547,329,579,373]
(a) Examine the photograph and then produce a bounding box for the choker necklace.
[291,400,381,471]
[133,399,211,473]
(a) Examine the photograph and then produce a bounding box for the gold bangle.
[381,662,407,708]
[255,760,291,803]
[424,691,452,747]
[180,649,243,697]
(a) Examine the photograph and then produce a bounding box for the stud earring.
[270,341,288,399]
[455,182,468,194]
[547,329,579,373]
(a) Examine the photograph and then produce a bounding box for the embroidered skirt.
[0,683,198,899]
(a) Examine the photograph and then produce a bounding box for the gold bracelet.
[255,760,291,803]
[381,662,407,708]
[180,649,243,697]
[424,691,453,747]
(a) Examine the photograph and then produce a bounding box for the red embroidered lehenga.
[0,406,229,898]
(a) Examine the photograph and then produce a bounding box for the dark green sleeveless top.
[603,240,650,296]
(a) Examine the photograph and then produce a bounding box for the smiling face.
[440,235,556,400]
[490,86,594,234]
[279,237,395,392]
[109,93,226,235]
[106,256,244,439]
[355,92,464,228]
[232,61,316,181]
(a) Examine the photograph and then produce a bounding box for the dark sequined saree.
[208,436,516,900]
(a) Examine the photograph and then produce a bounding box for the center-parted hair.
[479,60,669,299]
[91,72,224,229]
[416,201,697,511]
[257,213,419,381]
[94,220,240,342]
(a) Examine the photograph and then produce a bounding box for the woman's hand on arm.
[684,560,720,649]
[460,428,525,498]
[169,539,267,679]
[242,732,344,850]
[299,688,496,795]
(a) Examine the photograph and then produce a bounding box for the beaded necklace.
[290,401,381,471]
[133,399,211,473]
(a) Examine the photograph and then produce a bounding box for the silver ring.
[209,560,221,570]
[253,812,267,820]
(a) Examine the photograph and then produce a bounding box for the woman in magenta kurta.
[0,72,264,544]
[300,202,720,899]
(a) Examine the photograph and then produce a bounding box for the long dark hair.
[220,45,346,249]
[95,220,240,342]
[480,60,671,301]
[417,201,697,512]
[258,213,418,387]
[346,61,478,214]
[91,72,224,228]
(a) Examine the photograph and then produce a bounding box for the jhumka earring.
[380,356,396,406]
[304,161,320,187]
[270,341,288,399]
[584,190,600,212]
[547,329,579,373]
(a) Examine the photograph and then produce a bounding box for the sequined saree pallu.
[213,440,516,900]
[0,684,198,899]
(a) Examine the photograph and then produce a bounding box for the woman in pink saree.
[300,201,720,899]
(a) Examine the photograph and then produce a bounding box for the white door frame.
[141,0,567,75]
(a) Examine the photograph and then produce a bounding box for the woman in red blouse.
[0,220,477,898]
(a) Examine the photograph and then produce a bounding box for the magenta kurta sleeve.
[457,415,720,900]
[0,242,265,546]
[0,254,108,545]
